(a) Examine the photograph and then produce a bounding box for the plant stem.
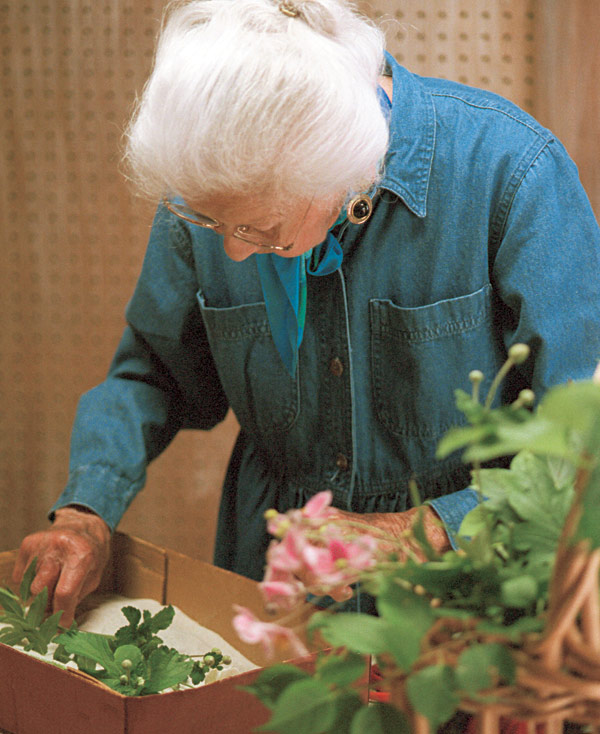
[484,357,515,410]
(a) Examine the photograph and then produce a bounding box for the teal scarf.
[255,217,345,376]
[256,85,392,376]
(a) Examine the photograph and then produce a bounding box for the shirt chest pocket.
[196,292,300,437]
[370,283,500,440]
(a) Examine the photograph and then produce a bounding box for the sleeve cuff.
[427,488,481,550]
[48,464,143,532]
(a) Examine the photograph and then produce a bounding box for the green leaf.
[308,612,389,656]
[240,664,310,709]
[53,643,71,664]
[145,605,175,634]
[120,606,142,628]
[350,702,410,734]
[144,647,193,694]
[0,628,28,646]
[56,630,121,678]
[436,424,495,460]
[459,503,490,537]
[375,580,435,671]
[316,651,366,688]
[406,665,459,730]
[540,381,600,437]
[25,587,48,629]
[257,678,336,734]
[328,692,364,734]
[38,610,64,646]
[500,575,538,608]
[114,644,143,670]
[0,588,25,618]
[455,644,515,694]
[20,557,38,602]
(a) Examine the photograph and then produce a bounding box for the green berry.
[203,654,215,666]
[121,659,133,671]
[119,674,129,685]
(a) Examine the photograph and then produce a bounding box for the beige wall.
[1,1,598,560]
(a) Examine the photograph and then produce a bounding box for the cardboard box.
[0,533,319,734]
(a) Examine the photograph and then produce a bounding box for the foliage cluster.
[243,350,600,732]
[0,567,231,696]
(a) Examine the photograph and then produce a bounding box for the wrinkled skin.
[12,506,111,627]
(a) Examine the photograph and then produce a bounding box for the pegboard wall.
[0,1,598,559]
[360,0,538,111]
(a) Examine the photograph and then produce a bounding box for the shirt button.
[329,357,344,377]
[336,453,349,471]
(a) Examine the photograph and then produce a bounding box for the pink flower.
[328,535,378,571]
[232,605,308,658]
[302,491,335,519]
[301,544,346,586]
[259,579,305,610]
[266,528,305,573]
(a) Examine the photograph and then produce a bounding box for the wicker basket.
[390,465,600,734]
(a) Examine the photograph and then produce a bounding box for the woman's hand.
[330,505,452,560]
[12,506,111,627]
[288,505,451,604]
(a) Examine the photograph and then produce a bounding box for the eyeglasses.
[163,198,306,251]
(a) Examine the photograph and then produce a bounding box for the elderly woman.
[13,0,600,623]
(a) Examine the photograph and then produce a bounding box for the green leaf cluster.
[0,560,232,696]
[55,605,232,696]
[243,653,408,734]
[248,371,600,733]
[0,558,63,654]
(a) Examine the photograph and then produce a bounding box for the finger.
[328,585,353,603]
[12,537,38,585]
[29,555,62,598]
[52,563,89,626]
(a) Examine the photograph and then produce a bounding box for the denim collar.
[379,51,435,218]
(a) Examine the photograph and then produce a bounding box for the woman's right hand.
[12,506,111,627]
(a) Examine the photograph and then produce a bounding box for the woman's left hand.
[327,505,451,561]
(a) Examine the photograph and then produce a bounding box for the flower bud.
[203,654,215,667]
[468,370,484,385]
[508,343,530,364]
[222,655,232,666]
[121,659,133,671]
[517,389,535,406]
[119,674,129,685]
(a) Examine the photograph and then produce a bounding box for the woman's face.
[186,195,343,261]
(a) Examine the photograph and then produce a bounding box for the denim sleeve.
[427,489,480,550]
[49,206,229,531]
[492,138,600,392]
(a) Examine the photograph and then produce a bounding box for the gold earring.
[346,194,373,224]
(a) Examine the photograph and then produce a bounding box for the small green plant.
[0,557,63,654]
[0,562,232,696]
[55,605,232,695]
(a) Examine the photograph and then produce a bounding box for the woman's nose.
[222,234,257,261]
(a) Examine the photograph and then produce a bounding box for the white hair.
[124,0,389,207]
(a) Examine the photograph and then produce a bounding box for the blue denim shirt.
[51,54,600,582]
